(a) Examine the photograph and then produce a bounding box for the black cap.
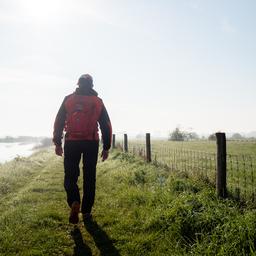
[77,74,93,88]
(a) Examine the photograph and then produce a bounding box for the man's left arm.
[98,104,112,161]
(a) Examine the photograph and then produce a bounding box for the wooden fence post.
[124,134,128,152]
[216,132,227,198]
[146,133,151,162]
[112,134,116,149]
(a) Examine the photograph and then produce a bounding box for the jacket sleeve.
[53,97,67,146]
[98,104,112,150]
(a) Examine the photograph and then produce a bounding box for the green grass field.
[127,139,256,155]
[1,148,256,255]
[127,140,256,201]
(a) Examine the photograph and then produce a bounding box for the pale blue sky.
[0,0,255,137]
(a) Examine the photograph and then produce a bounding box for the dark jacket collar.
[75,87,98,96]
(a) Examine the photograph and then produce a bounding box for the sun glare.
[20,0,65,22]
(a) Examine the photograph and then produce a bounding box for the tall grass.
[125,139,256,203]
[0,149,256,255]
[94,151,256,255]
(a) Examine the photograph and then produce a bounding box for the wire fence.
[153,147,216,180]
[128,141,146,159]
[227,154,256,202]
[114,134,256,203]
[127,142,217,184]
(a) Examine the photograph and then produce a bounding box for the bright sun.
[21,0,66,22]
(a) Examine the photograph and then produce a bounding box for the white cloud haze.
[0,0,256,137]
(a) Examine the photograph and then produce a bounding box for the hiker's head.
[77,74,93,89]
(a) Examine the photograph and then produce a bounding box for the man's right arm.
[53,97,67,147]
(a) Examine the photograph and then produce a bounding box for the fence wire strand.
[115,137,256,203]
[227,154,256,202]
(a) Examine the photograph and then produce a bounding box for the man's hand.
[55,145,63,156]
[101,150,109,162]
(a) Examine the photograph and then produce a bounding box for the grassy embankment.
[0,148,256,255]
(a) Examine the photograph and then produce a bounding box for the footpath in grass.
[0,149,256,255]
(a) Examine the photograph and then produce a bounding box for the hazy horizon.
[1,130,256,140]
[1,0,255,137]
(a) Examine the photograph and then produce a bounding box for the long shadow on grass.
[71,226,92,256]
[84,220,120,256]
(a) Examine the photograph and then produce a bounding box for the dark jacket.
[53,87,112,150]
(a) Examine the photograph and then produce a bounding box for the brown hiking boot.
[69,201,80,224]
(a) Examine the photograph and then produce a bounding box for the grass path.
[0,150,74,255]
[0,149,124,255]
[1,149,256,255]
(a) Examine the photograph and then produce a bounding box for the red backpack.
[64,94,103,140]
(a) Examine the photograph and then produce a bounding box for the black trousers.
[64,140,99,213]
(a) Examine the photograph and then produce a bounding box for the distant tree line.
[168,127,199,141]
[168,128,255,141]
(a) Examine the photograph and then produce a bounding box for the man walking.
[53,74,112,224]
